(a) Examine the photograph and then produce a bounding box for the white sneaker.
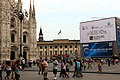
[54,77,57,80]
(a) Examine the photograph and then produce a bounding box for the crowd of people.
[37,58,84,80]
[0,58,119,80]
[0,59,24,80]
[37,58,120,80]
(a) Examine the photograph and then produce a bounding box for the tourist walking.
[72,59,77,77]
[42,58,48,80]
[2,62,5,71]
[28,60,32,67]
[115,59,119,65]
[5,61,12,80]
[76,60,83,77]
[33,60,36,66]
[87,59,92,69]
[0,61,3,80]
[66,60,70,78]
[11,61,15,80]
[83,61,87,70]
[15,60,24,80]
[21,59,25,70]
[97,60,102,72]
[38,60,42,75]
[53,58,58,80]
[59,59,67,78]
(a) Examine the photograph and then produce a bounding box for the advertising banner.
[117,27,120,51]
[80,18,116,43]
[83,42,113,58]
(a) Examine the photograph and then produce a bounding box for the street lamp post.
[75,42,78,59]
[13,9,28,59]
[18,10,24,58]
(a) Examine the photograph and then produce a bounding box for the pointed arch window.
[23,35,26,43]
[10,17,16,28]
[11,34,15,43]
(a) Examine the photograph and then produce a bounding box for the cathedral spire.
[18,0,21,4]
[29,0,32,19]
[39,26,43,41]
[39,27,43,35]
[18,0,22,11]
[32,0,36,19]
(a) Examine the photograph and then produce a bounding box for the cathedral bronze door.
[10,51,15,60]
[23,51,27,60]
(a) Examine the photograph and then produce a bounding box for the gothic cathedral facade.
[0,0,37,60]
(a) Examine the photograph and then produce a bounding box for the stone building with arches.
[0,0,37,60]
[37,28,81,60]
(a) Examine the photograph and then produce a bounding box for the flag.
[58,30,61,35]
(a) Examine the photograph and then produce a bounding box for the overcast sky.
[19,0,120,41]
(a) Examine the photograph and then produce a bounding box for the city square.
[1,62,120,80]
[1,0,120,80]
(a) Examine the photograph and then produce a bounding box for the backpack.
[54,60,58,65]
[77,62,80,68]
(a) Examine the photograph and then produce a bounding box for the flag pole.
[60,33,62,39]
[58,29,61,39]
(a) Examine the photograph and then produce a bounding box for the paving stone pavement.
[20,71,120,80]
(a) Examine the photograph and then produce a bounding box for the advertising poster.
[83,42,113,58]
[118,27,120,51]
[80,17,116,43]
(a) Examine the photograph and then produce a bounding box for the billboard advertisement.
[117,27,120,51]
[83,42,113,58]
[80,17,116,43]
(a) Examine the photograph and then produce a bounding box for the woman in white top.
[5,61,12,80]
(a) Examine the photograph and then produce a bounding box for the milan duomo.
[0,0,37,60]
[0,0,81,61]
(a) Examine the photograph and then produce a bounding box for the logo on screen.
[107,22,110,25]
[84,48,89,53]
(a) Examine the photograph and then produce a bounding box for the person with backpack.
[72,59,77,77]
[53,58,58,80]
[76,59,83,78]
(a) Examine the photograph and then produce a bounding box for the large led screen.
[83,42,113,58]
